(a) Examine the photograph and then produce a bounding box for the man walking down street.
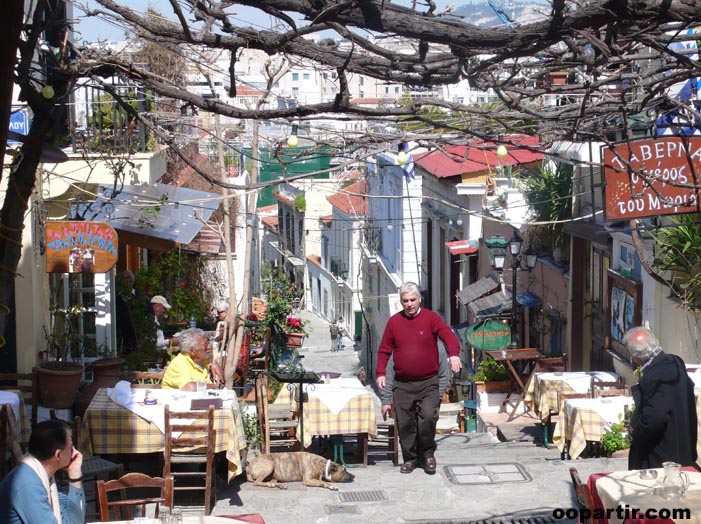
[329,319,339,352]
[376,282,462,474]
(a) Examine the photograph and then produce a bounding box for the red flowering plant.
[284,314,307,334]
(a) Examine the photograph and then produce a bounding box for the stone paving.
[209,310,627,524]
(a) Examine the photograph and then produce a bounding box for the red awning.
[445,239,478,256]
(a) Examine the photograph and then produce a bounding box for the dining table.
[491,348,544,421]
[552,395,633,460]
[80,386,247,480]
[588,466,701,524]
[0,389,31,461]
[524,371,620,423]
[274,376,377,461]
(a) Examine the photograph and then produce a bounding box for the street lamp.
[486,232,537,349]
[507,231,537,348]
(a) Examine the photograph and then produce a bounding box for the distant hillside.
[452,0,549,27]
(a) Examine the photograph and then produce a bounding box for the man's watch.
[68,476,83,482]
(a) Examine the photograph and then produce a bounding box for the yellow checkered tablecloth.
[81,389,247,479]
[524,374,577,423]
[552,396,632,460]
[1,391,31,461]
[276,379,377,448]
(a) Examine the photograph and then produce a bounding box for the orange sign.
[46,221,118,273]
[603,137,701,220]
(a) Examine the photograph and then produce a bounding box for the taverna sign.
[45,221,118,273]
[603,137,701,220]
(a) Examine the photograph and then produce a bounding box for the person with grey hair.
[624,325,697,470]
[376,282,462,475]
[161,328,223,390]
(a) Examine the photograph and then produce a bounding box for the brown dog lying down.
[246,451,355,490]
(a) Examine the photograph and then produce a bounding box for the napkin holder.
[190,398,223,410]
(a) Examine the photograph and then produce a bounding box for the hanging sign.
[602,137,701,220]
[465,320,511,351]
[46,221,118,273]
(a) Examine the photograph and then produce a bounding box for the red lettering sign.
[602,137,701,220]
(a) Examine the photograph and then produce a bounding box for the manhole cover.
[338,490,389,503]
[444,463,532,485]
[324,505,362,514]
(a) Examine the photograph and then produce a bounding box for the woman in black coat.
[625,326,698,470]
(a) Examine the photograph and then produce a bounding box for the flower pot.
[36,361,85,409]
[475,380,512,393]
[285,332,305,348]
[74,358,124,417]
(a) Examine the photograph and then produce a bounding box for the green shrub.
[474,356,509,382]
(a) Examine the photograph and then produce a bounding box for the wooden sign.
[602,137,701,220]
[46,221,118,273]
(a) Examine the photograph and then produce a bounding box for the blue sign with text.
[9,110,29,145]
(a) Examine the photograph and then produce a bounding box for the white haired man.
[162,328,223,390]
[376,282,462,474]
[624,325,698,470]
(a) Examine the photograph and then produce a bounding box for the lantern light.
[41,85,55,99]
[496,144,508,158]
[287,124,299,148]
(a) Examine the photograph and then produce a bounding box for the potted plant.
[473,356,511,393]
[283,313,307,347]
[239,400,263,466]
[601,409,633,458]
[37,305,86,409]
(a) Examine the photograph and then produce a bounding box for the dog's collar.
[323,459,332,481]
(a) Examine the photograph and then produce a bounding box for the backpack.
[329,323,339,337]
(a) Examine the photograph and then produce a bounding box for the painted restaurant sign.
[46,221,118,273]
[603,137,701,221]
[465,320,512,351]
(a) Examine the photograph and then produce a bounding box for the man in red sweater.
[376,282,462,474]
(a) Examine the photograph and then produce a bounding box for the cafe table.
[587,467,701,524]
[491,348,544,421]
[275,376,377,462]
[552,395,633,460]
[524,371,619,423]
[0,390,31,461]
[81,387,247,480]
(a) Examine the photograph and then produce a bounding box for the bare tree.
[2,0,701,340]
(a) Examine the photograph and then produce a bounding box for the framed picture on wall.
[607,269,642,357]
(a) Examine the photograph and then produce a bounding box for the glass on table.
[196,381,207,393]
[170,507,183,524]
[158,505,170,524]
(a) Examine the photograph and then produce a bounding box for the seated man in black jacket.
[624,325,698,470]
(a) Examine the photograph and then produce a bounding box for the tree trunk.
[0,0,25,345]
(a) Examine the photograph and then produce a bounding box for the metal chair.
[96,472,173,522]
[49,409,121,519]
[163,405,216,515]
[569,467,596,524]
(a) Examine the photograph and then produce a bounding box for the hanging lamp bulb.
[496,144,508,158]
[41,85,55,99]
[287,124,299,147]
[397,150,409,166]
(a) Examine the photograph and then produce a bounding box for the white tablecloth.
[308,377,369,415]
[0,390,21,423]
[565,395,632,427]
[595,469,701,524]
[537,371,618,393]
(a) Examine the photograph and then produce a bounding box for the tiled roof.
[261,215,279,231]
[320,214,333,227]
[307,254,322,268]
[327,180,368,216]
[415,135,542,178]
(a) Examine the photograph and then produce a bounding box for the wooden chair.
[569,467,596,524]
[125,371,163,389]
[436,402,466,434]
[0,405,11,478]
[590,376,625,397]
[96,472,173,522]
[363,405,399,466]
[254,373,298,454]
[0,371,39,428]
[535,356,566,373]
[163,405,216,515]
[594,387,628,398]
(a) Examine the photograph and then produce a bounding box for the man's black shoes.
[423,456,437,474]
[400,462,419,474]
